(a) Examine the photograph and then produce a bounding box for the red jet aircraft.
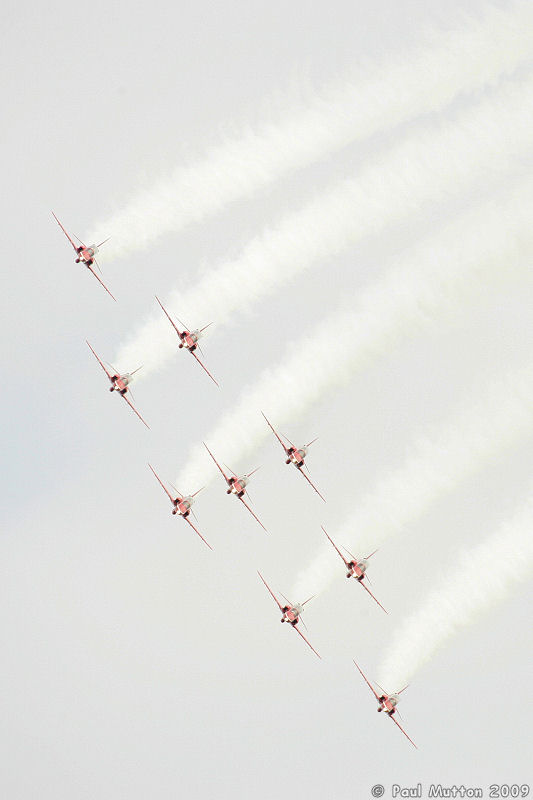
[204,443,267,532]
[86,341,149,428]
[322,527,387,613]
[353,660,417,748]
[262,413,325,501]
[155,296,219,386]
[52,212,115,301]
[257,571,320,658]
[148,464,212,550]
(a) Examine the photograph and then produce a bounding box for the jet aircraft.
[353,660,417,748]
[262,413,325,501]
[257,571,320,658]
[204,443,267,532]
[53,212,115,300]
[86,341,149,428]
[155,296,218,386]
[322,527,387,613]
[148,464,212,549]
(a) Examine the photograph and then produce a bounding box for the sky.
[2,1,532,798]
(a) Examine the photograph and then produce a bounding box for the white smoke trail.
[292,364,533,600]
[377,492,533,690]
[174,178,533,493]
[115,73,533,376]
[89,2,533,259]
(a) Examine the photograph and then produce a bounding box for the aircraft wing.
[257,571,285,612]
[86,263,117,301]
[148,464,176,503]
[322,526,350,568]
[298,466,326,502]
[52,211,82,253]
[262,412,289,454]
[121,393,150,428]
[390,713,418,749]
[86,340,114,382]
[359,579,388,614]
[293,624,321,659]
[184,515,213,550]
[238,495,268,533]
[204,443,230,484]
[190,350,219,387]
[155,295,184,339]
[353,660,382,701]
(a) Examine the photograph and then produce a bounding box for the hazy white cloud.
[88,2,533,261]
[173,179,533,494]
[114,74,533,375]
[377,491,533,690]
[292,363,533,600]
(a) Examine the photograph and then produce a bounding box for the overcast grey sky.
[2,1,532,798]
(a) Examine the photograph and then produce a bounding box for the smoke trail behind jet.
[116,74,533,376]
[377,492,533,691]
[292,364,533,600]
[174,179,533,494]
[88,2,533,260]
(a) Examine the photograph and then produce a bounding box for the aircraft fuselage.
[76,245,97,265]
[281,603,303,624]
